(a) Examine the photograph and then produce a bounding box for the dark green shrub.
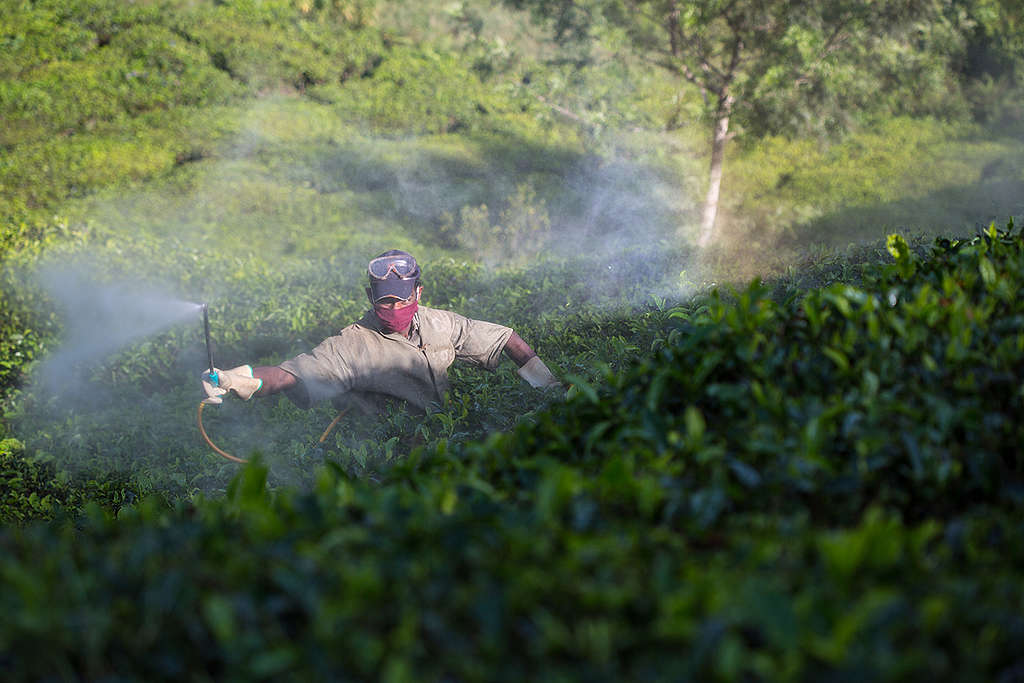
[0,437,133,524]
[407,223,1024,531]
[0,459,1021,681]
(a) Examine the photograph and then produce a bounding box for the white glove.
[517,356,562,389]
[200,365,263,405]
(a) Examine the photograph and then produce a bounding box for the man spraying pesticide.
[198,250,561,460]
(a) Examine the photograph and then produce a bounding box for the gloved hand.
[201,365,263,405]
[516,356,563,389]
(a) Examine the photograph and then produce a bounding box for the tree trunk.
[697,110,731,248]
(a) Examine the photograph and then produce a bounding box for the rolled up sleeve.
[448,314,513,370]
[279,336,355,409]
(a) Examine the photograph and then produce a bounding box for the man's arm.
[252,365,299,395]
[502,331,537,367]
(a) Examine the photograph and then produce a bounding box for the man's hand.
[201,365,263,404]
[505,332,563,390]
[517,356,563,389]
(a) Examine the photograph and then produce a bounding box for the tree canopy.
[505,0,983,245]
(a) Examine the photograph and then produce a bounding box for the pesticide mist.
[34,263,203,397]
[11,100,705,489]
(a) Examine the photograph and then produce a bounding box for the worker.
[201,249,562,412]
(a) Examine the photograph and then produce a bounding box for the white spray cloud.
[34,262,203,396]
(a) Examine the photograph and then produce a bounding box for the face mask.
[375,301,418,333]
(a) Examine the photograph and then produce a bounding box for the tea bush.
[3,1,1024,678]
[0,0,386,215]
[0,437,131,524]
[404,223,1024,529]
[1,223,1022,680]
[1,465,1019,681]
[4,231,680,501]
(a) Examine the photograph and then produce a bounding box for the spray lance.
[196,302,249,463]
[201,303,218,388]
[195,303,346,463]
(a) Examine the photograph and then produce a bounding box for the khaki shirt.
[279,306,513,411]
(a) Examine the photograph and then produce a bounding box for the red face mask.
[375,301,418,333]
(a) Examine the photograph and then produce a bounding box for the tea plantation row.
[1,222,1021,680]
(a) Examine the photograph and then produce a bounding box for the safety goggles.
[368,254,419,280]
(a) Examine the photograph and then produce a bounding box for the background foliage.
[0,0,1022,678]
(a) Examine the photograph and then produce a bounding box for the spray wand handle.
[202,303,218,386]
